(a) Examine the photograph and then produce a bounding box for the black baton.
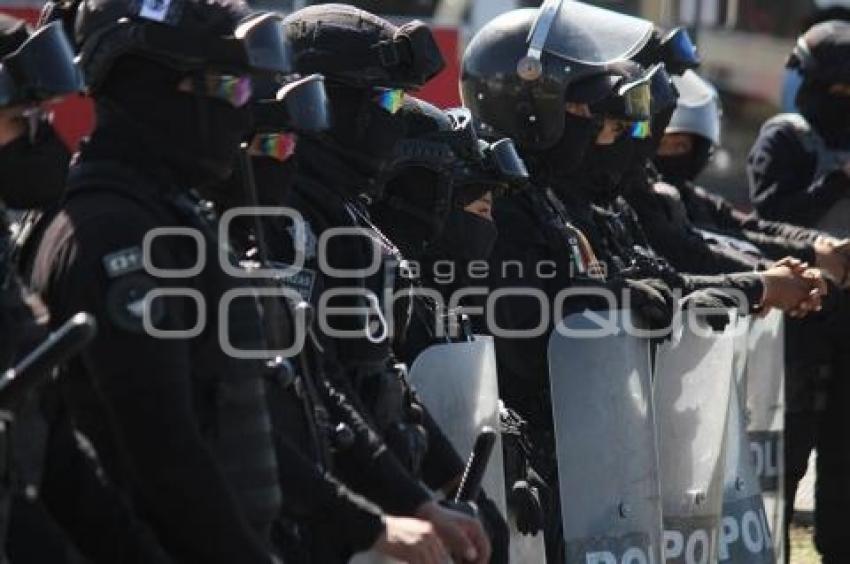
[455,426,497,503]
[0,312,97,410]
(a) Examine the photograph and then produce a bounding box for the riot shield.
[548,310,664,564]
[744,310,785,562]
[408,336,507,515]
[732,315,751,388]
[816,197,850,238]
[720,379,776,564]
[409,337,547,563]
[654,314,735,564]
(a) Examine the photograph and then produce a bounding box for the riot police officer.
[748,20,850,563]
[371,97,528,361]
[216,75,461,564]
[276,5,491,563]
[27,1,294,561]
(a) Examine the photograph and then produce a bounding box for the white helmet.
[666,70,722,147]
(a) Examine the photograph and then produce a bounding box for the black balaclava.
[314,83,408,189]
[0,120,70,208]
[96,56,251,188]
[210,153,298,211]
[431,208,497,263]
[567,135,636,203]
[526,112,602,187]
[654,134,714,184]
[797,79,850,147]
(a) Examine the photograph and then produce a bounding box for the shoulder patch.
[102,247,144,279]
[105,273,164,334]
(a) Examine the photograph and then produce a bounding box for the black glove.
[623,277,676,331]
[508,479,544,536]
[476,492,509,564]
[681,288,739,331]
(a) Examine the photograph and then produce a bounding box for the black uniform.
[749,114,850,563]
[29,124,281,564]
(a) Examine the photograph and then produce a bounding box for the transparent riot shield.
[409,337,547,563]
[352,337,511,564]
[654,314,735,564]
[744,310,785,562]
[548,310,664,564]
[720,378,776,564]
[408,336,507,515]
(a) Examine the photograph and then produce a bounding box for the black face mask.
[569,136,635,202]
[654,136,714,184]
[326,86,407,173]
[100,57,252,188]
[529,113,602,186]
[798,83,850,147]
[0,123,70,209]
[206,154,297,210]
[432,209,497,263]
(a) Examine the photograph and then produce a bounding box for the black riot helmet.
[787,19,850,85]
[282,4,446,197]
[0,20,83,107]
[379,100,525,234]
[76,0,292,92]
[283,3,444,90]
[374,98,513,260]
[460,0,654,152]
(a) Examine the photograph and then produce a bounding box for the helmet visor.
[253,74,331,133]
[0,22,82,106]
[487,138,529,184]
[235,12,293,74]
[530,0,653,66]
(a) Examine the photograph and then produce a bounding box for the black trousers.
[784,313,850,563]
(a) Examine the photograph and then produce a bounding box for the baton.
[0,312,97,410]
[455,426,497,503]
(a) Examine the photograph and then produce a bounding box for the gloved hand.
[508,479,544,536]
[475,492,509,564]
[681,288,740,331]
[623,277,676,331]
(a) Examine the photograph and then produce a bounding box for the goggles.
[250,132,297,162]
[629,120,651,140]
[374,87,405,114]
[618,78,652,121]
[252,74,331,134]
[191,73,253,108]
[0,22,83,107]
[485,138,529,184]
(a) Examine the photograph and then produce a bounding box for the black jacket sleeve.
[317,371,433,517]
[30,205,274,564]
[747,120,850,226]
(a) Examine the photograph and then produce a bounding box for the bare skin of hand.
[372,516,449,564]
[0,106,27,146]
[760,261,825,317]
[415,501,491,564]
[815,237,850,287]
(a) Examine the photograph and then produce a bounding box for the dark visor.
[487,138,529,184]
[140,11,292,75]
[235,12,292,74]
[0,22,82,106]
[253,73,331,133]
